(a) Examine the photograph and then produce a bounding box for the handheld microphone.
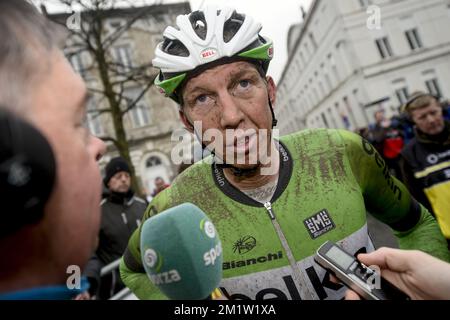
[140,203,223,300]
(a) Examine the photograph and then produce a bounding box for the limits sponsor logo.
[303,210,335,239]
[233,236,256,254]
[223,251,283,270]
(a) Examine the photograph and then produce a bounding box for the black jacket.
[84,190,147,296]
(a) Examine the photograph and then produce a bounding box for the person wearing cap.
[399,92,450,248]
[120,6,449,300]
[81,157,147,299]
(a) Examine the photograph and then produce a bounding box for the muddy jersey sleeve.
[337,129,449,262]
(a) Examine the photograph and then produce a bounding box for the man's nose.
[218,91,244,129]
[92,135,106,161]
[426,114,437,123]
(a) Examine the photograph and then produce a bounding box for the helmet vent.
[161,38,189,57]
[189,11,207,40]
[223,11,245,43]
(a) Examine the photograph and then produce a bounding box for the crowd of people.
[358,95,450,249]
[0,0,450,301]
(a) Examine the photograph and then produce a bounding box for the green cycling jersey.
[120,129,450,300]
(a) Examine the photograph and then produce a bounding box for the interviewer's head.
[0,0,106,292]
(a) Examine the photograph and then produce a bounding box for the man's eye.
[196,95,208,103]
[239,80,251,88]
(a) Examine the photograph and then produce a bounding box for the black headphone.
[402,92,441,113]
[0,109,56,238]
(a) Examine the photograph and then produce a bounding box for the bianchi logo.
[303,209,336,239]
[233,236,257,254]
[223,251,283,270]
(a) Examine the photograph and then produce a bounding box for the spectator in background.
[368,110,404,177]
[151,177,170,197]
[399,92,450,249]
[0,0,106,299]
[368,110,389,154]
[444,99,450,121]
[82,157,147,299]
[381,117,404,178]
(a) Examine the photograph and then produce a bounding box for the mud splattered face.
[180,61,276,170]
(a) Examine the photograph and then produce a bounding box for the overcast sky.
[38,0,313,83]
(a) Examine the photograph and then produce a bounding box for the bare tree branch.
[87,108,112,115]
[101,6,155,50]
[97,135,118,145]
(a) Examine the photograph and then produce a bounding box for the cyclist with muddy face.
[120,6,449,300]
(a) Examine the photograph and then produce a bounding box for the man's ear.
[179,110,194,133]
[266,76,277,107]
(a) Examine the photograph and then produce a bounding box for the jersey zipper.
[264,201,315,300]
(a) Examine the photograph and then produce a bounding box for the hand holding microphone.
[140,203,224,300]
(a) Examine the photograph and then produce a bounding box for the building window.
[343,96,357,129]
[395,87,409,105]
[146,156,162,168]
[114,44,133,71]
[87,113,103,136]
[87,99,103,136]
[124,88,151,128]
[405,28,423,51]
[325,73,332,92]
[70,54,85,78]
[375,37,394,59]
[321,113,329,128]
[425,78,442,98]
[309,33,317,50]
[327,108,338,128]
[130,102,150,128]
[359,0,372,8]
[318,81,326,97]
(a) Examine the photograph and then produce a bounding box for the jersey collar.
[211,140,293,207]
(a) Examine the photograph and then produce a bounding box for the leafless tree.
[44,0,165,194]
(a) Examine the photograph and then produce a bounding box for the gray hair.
[0,0,64,115]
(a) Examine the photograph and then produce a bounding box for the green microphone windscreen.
[140,203,222,300]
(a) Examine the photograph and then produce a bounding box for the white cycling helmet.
[153,6,274,104]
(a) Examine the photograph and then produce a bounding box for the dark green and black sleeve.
[338,129,449,262]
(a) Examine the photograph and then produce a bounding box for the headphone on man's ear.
[402,93,441,113]
[0,109,56,238]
